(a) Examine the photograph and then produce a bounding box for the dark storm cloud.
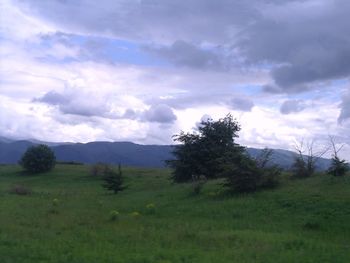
[123,109,138,120]
[142,104,177,123]
[280,99,306,115]
[15,0,260,42]
[33,90,69,105]
[17,0,350,93]
[59,103,109,117]
[238,1,350,91]
[35,91,177,123]
[230,97,254,112]
[34,90,110,117]
[145,40,232,71]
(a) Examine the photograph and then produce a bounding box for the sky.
[0,0,349,160]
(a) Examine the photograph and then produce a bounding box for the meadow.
[0,164,350,263]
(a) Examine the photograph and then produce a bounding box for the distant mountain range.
[0,137,331,170]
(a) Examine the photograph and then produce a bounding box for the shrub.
[146,203,156,214]
[90,163,110,177]
[56,161,83,165]
[166,114,244,182]
[9,184,32,195]
[328,156,349,177]
[222,155,260,193]
[52,198,59,206]
[102,164,126,194]
[191,175,207,195]
[259,166,281,189]
[223,153,281,193]
[303,220,321,230]
[20,144,56,173]
[255,148,281,188]
[327,136,349,177]
[130,211,140,217]
[109,210,120,221]
[291,157,313,178]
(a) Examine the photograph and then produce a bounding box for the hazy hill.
[0,138,331,169]
[0,140,173,168]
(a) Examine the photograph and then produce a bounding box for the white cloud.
[0,0,349,162]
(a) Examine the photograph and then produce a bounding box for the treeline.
[166,114,349,194]
[17,115,349,195]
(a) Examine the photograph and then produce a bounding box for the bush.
[328,156,349,177]
[291,157,313,178]
[130,211,140,217]
[52,198,59,206]
[9,184,32,195]
[109,210,120,221]
[56,161,83,165]
[191,175,207,195]
[20,144,56,173]
[167,114,244,182]
[222,155,260,193]
[167,115,281,193]
[303,219,321,230]
[90,163,110,177]
[223,153,281,193]
[260,166,281,189]
[255,148,281,188]
[102,164,126,194]
[145,203,156,214]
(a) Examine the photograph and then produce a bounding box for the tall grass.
[0,164,349,262]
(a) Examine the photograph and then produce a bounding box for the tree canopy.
[167,114,281,192]
[167,114,244,182]
[20,144,56,173]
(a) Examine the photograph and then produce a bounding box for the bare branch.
[329,135,346,158]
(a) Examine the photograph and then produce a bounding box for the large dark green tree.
[20,144,56,173]
[167,114,281,193]
[167,114,244,182]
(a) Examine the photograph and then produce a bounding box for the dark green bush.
[222,155,260,193]
[223,154,281,193]
[19,144,56,173]
[90,163,110,177]
[291,157,313,178]
[260,166,281,189]
[167,114,244,182]
[9,184,32,195]
[102,164,126,194]
[328,156,349,177]
[191,175,207,195]
[303,220,321,230]
[167,115,281,193]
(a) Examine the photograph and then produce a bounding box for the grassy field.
[0,164,350,263]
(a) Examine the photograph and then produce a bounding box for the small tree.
[291,139,328,178]
[222,149,281,193]
[20,144,56,173]
[102,164,126,194]
[90,163,110,177]
[166,114,244,182]
[328,137,349,176]
[167,115,281,193]
[255,148,281,188]
[222,154,260,193]
[255,148,273,169]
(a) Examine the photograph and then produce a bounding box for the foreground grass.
[0,164,350,263]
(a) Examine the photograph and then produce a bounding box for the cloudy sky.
[0,0,349,160]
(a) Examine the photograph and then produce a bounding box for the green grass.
[1,164,350,263]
